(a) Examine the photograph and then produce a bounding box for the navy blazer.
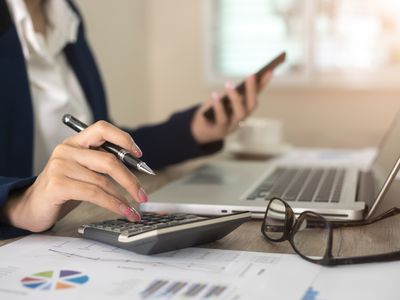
[0,1,222,238]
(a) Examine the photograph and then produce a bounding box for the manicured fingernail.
[225,81,234,90]
[132,142,143,157]
[120,204,141,222]
[211,92,219,103]
[138,188,148,203]
[129,207,141,222]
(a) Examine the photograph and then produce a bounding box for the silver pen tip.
[138,162,156,176]
[62,114,72,124]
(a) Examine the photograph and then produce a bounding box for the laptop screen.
[370,112,400,202]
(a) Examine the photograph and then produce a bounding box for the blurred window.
[209,0,400,87]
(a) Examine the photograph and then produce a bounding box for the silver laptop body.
[143,113,400,222]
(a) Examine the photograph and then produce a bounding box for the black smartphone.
[203,51,286,123]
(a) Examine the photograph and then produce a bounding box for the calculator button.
[167,221,181,226]
[141,226,153,231]
[145,221,158,225]
[155,223,169,228]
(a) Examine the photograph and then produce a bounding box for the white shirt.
[6,0,93,175]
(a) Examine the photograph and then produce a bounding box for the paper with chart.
[303,261,400,300]
[0,235,319,300]
[1,235,398,300]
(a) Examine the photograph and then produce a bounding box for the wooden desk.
[1,153,399,258]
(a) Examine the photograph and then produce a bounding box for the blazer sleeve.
[0,176,36,239]
[122,105,224,170]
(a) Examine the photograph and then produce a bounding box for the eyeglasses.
[261,198,400,266]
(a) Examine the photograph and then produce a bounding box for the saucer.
[228,142,292,159]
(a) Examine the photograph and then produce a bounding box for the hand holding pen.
[3,118,148,233]
[63,114,155,176]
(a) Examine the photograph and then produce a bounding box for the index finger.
[257,70,273,92]
[64,120,142,157]
[245,75,257,112]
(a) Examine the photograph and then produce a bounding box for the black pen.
[62,114,156,176]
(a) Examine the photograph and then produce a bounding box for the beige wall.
[75,0,149,127]
[77,1,400,149]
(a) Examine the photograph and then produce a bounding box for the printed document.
[0,235,317,300]
[0,235,399,300]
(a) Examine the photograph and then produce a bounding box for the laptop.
[142,112,400,222]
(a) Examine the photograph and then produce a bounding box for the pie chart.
[21,270,89,291]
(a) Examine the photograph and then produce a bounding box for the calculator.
[78,212,251,255]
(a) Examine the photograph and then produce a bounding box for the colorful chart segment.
[21,270,89,291]
[302,287,320,300]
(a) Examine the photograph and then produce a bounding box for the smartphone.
[203,51,286,123]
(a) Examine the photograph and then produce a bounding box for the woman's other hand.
[191,71,272,144]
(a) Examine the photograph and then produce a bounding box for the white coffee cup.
[235,118,283,152]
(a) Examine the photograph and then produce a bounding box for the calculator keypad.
[84,213,205,237]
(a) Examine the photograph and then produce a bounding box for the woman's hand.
[191,71,272,144]
[4,121,147,232]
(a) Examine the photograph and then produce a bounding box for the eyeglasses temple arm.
[326,250,400,266]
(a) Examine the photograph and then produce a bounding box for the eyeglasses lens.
[263,199,288,241]
[292,212,330,260]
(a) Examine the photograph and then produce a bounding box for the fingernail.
[249,74,256,81]
[132,142,143,157]
[128,207,141,222]
[138,188,148,203]
[211,92,219,103]
[225,81,234,90]
[120,204,141,222]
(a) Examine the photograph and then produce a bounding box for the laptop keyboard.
[246,167,345,203]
